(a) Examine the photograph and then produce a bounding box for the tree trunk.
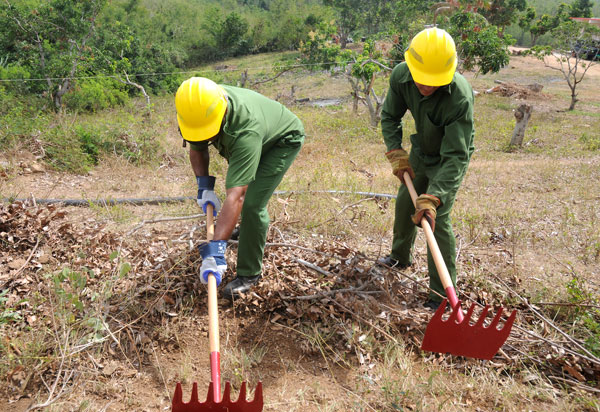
[569,90,578,111]
[510,104,532,147]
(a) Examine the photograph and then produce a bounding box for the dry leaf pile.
[1,201,599,404]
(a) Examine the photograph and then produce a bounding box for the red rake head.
[421,299,516,360]
[172,381,263,412]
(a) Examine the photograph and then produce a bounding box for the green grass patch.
[579,132,600,151]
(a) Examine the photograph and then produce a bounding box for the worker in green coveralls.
[379,27,475,310]
[175,77,305,299]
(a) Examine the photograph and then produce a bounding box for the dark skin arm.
[214,185,247,240]
[189,146,245,241]
[189,147,209,176]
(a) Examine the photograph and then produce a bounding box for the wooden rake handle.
[403,172,463,321]
[205,204,221,401]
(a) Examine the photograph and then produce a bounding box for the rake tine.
[503,309,517,331]
[488,307,505,330]
[238,381,247,402]
[173,383,183,405]
[222,381,231,403]
[431,299,447,322]
[205,381,216,402]
[500,308,518,332]
[463,302,477,325]
[191,382,199,403]
[253,382,263,404]
[473,305,490,328]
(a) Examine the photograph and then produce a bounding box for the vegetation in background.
[526,19,599,110]
[0,0,598,174]
[445,9,513,74]
[0,0,107,109]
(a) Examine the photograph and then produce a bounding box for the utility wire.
[0,59,402,83]
[4,190,396,207]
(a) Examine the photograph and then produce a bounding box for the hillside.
[1,50,600,411]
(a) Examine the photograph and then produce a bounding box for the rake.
[172,205,263,412]
[403,172,516,360]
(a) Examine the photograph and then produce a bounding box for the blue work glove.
[198,240,227,286]
[196,176,221,216]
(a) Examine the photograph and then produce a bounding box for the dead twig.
[535,302,600,310]
[548,376,600,394]
[10,236,40,280]
[282,284,380,301]
[294,258,333,277]
[127,213,205,235]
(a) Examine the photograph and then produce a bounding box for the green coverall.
[381,63,475,302]
[191,85,305,277]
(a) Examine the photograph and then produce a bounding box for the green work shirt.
[381,62,475,204]
[190,85,305,189]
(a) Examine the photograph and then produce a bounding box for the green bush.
[0,85,48,151]
[44,125,96,173]
[63,77,129,113]
[42,119,162,173]
[0,64,31,94]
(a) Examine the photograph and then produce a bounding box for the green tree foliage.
[0,0,107,109]
[520,3,571,45]
[570,0,594,18]
[478,0,528,35]
[322,0,364,47]
[0,0,328,111]
[445,11,513,74]
[299,21,343,70]
[202,9,250,59]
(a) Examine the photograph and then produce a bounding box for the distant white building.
[571,17,600,27]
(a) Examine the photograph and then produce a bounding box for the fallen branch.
[282,284,380,301]
[549,376,600,394]
[127,214,204,235]
[535,302,600,310]
[294,258,333,277]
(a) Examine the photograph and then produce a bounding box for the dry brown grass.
[1,51,600,411]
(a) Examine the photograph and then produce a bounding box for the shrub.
[0,64,31,94]
[63,77,129,113]
[44,125,96,173]
[0,85,48,151]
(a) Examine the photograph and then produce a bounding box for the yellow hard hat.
[404,28,457,87]
[175,77,227,142]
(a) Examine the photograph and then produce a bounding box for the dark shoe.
[230,226,240,241]
[424,299,442,311]
[377,255,410,269]
[222,275,261,299]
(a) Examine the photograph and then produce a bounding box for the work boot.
[423,299,442,311]
[377,255,410,269]
[222,275,261,300]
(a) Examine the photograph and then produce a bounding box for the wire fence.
[0,59,399,83]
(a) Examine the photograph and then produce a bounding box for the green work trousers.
[236,133,304,277]
[390,154,466,302]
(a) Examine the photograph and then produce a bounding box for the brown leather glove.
[411,194,441,231]
[385,149,415,184]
